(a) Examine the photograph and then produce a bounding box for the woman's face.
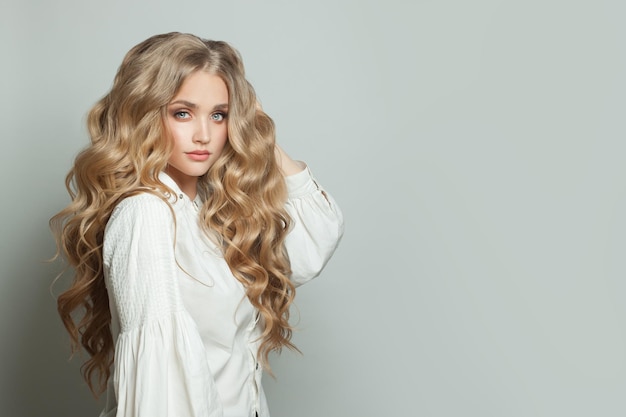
[165,70,229,196]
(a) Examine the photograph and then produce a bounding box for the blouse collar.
[158,171,203,209]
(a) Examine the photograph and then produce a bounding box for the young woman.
[50,32,343,417]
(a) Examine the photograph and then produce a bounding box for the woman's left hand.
[274,144,306,176]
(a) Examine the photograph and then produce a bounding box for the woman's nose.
[193,120,211,143]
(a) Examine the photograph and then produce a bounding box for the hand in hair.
[274,144,305,176]
[255,100,306,176]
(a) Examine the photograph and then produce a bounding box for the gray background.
[2,0,626,416]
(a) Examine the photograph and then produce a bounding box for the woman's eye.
[211,112,227,122]
[174,111,190,119]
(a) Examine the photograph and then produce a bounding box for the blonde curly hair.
[50,32,295,395]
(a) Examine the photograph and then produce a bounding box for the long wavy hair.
[50,32,295,396]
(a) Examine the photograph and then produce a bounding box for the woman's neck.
[164,166,198,200]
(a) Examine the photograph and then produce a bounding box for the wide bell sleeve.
[102,194,222,417]
[283,166,344,286]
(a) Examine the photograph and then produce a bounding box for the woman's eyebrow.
[168,100,228,111]
[169,100,197,108]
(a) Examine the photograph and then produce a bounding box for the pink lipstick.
[187,150,210,161]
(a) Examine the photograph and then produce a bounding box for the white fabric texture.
[100,166,344,417]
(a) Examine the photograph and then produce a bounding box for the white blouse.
[99,166,344,417]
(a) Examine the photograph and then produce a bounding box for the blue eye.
[174,111,190,119]
[211,112,227,121]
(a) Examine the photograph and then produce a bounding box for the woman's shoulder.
[103,191,177,266]
[109,191,174,227]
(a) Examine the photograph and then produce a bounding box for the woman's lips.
[186,151,210,161]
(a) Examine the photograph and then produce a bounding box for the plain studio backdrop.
[2,1,626,416]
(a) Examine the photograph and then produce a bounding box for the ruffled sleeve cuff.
[283,164,344,286]
[105,311,222,417]
[285,164,319,199]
